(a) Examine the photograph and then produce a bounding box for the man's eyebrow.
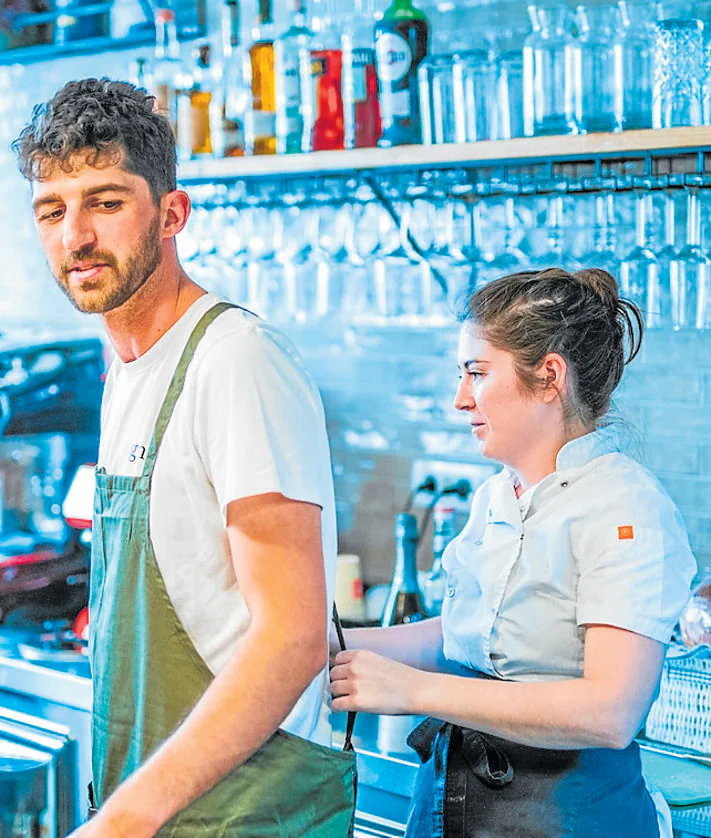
[32,193,62,212]
[81,184,134,199]
[32,183,135,213]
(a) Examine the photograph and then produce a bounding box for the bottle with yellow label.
[248,0,277,155]
[178,44,214,160]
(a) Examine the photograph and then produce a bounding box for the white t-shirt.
[98,293,337,746]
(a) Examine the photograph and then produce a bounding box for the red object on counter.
[312,49,345,150]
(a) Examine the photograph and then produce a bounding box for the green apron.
[89,302,357,836]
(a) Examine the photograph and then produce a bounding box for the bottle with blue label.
[374,0,429,147]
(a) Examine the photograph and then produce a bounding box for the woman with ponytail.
[330,268,696,837]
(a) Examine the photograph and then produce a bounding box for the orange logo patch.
[618,526,635,540]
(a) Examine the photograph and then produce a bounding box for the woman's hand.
[330,649,427,715]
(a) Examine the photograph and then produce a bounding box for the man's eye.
[98,200,122,210]
[41,208,64,222]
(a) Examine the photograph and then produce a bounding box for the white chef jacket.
[441,426,697,682]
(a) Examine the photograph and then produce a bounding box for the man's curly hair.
[13,78,176,205]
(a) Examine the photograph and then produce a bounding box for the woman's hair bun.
[572,268,619,313]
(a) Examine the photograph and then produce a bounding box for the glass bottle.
[342,0,381,149]
[177,44,214,160]
[150,8,182,132]
[495,23,527,140]
[523,3,581,136]
[618,0,659,130]
[619,189,658,322]
[381,513,428,627]
[311,0,345,151]
[275,0,313,154]
[374,0,430,147]
[211,0,251,158]
[670,186,710,330]
[422,506,457,618]
[576,3,623,133]
[249,0,277,155]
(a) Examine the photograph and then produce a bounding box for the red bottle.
[312,49,345,150]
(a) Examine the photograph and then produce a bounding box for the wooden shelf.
[177,127,711,183]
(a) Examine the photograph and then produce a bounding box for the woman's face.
[454,325,553,468]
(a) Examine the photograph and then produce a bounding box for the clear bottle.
[576,3,623,134]
[670,186,710,330]
[495,22,527,140]
[523,3,581,137]
[311,0,346,151]
[374,0,430,147]
[275,0,313,154]
[211,0,251,158]
[177,43,214,160]
[150,8,183,132]
[342,0,381,149]
[619,189,658,323]
[422,506,457,618]
[618,0,659,130]
[248,0,277,155]
[381,513,428,627]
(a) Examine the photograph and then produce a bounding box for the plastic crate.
[645,645,711,754]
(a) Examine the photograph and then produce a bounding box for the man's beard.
[55,215,162,314]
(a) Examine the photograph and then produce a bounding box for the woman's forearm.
[343,618,458,673]
[413,672,634,750]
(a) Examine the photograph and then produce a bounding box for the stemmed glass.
[670,181,711,329]
[577,181,619,276]
[478,187,527,286]
[619,183,659,322]
[651,184,680,329]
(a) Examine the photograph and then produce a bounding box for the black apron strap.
[332,603,356,753]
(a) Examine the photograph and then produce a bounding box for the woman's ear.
[539,353,568,404]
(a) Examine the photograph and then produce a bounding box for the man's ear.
[160,189,191,239]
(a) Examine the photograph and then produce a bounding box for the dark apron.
[88,302,356,836]
[404,718,660,838]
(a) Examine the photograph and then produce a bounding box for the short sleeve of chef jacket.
[575,462,697,643]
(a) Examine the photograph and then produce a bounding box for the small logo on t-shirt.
[129,443,147,463]
[618,525,634,540]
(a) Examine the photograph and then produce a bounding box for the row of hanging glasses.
[179,169,711,330]
[420,0,711,145]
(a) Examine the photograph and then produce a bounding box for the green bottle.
[374,0,429,147]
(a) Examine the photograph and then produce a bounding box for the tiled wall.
[1,41,709,590]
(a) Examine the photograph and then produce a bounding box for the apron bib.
[89,302,356,836]
[405,718,660,838]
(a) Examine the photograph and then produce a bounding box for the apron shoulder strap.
[142,301,245,480]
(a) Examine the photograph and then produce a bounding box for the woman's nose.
[454,377,475,411]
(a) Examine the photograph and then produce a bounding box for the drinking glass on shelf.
[576,3,624,133]
[523,2,582,136]
[456,49,498,142]
[618,0,660,130]
[418,55,462,145]
[531,191,579,272]
[619,188,658,323]
[652,17,704,128]
[670,184,710,329]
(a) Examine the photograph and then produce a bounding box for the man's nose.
[62,210,97,254]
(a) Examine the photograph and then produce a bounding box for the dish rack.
[644,644,711,836]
